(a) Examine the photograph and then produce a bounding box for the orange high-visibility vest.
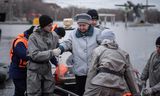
[10,33,28,68]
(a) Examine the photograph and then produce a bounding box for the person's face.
[77,23,89,32]
[91,19,98,26]
[156,45,160,54]
[43,23,53,32]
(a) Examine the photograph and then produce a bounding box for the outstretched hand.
[53,48,61,56]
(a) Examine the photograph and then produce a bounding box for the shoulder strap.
[14,38,28,48]
[97,48,125,76]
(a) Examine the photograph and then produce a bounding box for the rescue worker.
[83,29,140,96]
[87,9,107,30]
[54,13,101,96]
[27,15,60,96]
[9,25,35,96]
[140,36,160,96]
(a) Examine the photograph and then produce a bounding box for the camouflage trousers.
[27,70,55,96]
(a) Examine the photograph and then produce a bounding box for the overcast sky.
[43,0,159,10]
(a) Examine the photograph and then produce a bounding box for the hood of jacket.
[101,39,118,49]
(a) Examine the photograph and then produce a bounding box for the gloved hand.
[142,88,152,96]
[53,48,61,56]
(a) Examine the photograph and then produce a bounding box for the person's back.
[84,29,140,96]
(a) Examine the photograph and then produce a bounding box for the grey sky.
[43,0,159,10]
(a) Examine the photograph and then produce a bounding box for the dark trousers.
[75,75,87,96]
[13,78,26,96]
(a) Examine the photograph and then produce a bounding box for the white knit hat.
[100,29,116,45]
[101,29,115,40]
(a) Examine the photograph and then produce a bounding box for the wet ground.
[0,37,14,96]
[0,79,14,96]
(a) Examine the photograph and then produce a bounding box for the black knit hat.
[87,9,99,20]
[156,36,160,45]
[39,15,53,28]
[55,27,66,37]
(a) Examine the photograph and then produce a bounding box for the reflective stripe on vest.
[10,33,28,68]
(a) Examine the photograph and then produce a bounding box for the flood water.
[0,22,160,73]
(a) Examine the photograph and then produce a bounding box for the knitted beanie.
[100,29,115,41]
[100,29,116,45]
[87,9,99,20]
[39,15,53,28]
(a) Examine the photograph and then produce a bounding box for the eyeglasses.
[156,45,160,48]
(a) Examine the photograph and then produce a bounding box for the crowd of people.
[9,9,160,96]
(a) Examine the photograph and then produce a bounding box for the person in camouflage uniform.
[141,36,160,96]
[84,29,140,96]
[27,15,60,96]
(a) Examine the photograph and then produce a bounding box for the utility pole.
[72,7,74,19]
[145,0,148,22]
[124,7,129,28]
